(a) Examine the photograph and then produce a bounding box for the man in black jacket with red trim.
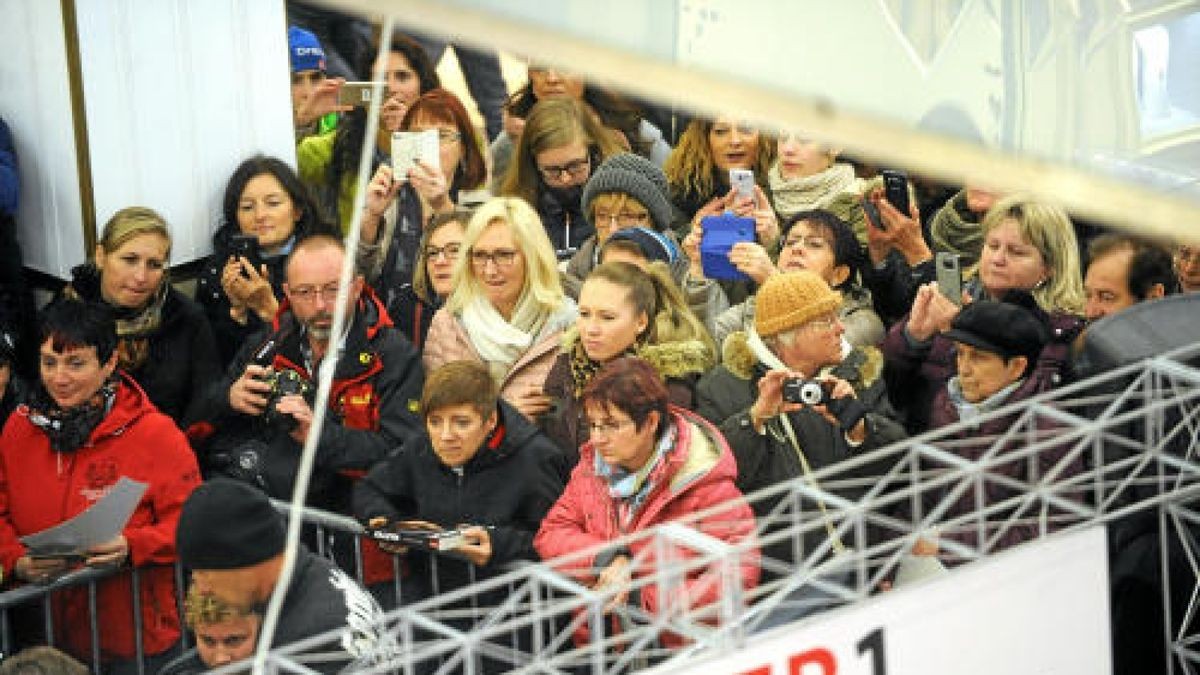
[197,234,424,586]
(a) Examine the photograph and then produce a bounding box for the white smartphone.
[729,168,755,201]
[391,129,441,180]
[935,252,963,306]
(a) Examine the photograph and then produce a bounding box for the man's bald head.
[285,234,346,283]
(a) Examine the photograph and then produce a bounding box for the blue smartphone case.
[700,213,755,281]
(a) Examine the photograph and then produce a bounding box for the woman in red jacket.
[0,299,201,674]
[534,356,759,648]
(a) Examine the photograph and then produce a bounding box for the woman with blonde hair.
[882,194,1087,432]
[500,98,624,259]
[423,197,576,420]
[542,260,716,457]
[664,116,776,231]
[58,206,218,428]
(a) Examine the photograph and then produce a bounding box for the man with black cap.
[177,479,396,673]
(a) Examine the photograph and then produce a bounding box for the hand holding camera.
[782,375,867,438]
[229,364,274,416]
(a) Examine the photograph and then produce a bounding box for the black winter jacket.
[197,288,424,515]
[353,400,567,599]
[194,228,290,367]
[60,265,220,428]
[695,331,906,570]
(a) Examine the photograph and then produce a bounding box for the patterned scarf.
[767,162,860,219]
[567,337,638,399]
[594,423,677,528]
[26,376,118,453]
[64,264,167,372]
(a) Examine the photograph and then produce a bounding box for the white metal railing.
[217,342,1200,674]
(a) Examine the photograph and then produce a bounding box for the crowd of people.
[0,17,1196,675]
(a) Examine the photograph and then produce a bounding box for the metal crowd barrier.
[228,343,1200,674]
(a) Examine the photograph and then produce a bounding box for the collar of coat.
[560,326,715,380]
[720,329,884,392]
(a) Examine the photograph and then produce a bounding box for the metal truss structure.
[227,343,1200,674]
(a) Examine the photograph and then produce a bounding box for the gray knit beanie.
[582,153,675,232]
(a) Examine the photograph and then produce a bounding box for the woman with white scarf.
[423,197,577,420]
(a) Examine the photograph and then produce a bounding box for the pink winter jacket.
[422,303,576,409]
[534,407,760,646]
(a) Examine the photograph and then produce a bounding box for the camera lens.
[798,381,825,406]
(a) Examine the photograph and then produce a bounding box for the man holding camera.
[696,271,904,567]
[198,234,424,584]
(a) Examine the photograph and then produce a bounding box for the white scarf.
[768,162,861,219]
[461,291,547,384]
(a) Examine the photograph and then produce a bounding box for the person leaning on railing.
[354,360,566,612]
[0,299,201,674]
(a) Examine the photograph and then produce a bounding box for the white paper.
[391,129,441,180]
[20,477,148,556]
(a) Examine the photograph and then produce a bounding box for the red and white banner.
[658,527,1111,675]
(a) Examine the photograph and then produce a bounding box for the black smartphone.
[229,234,262,277]
[862,199,885,232]
[882,169,910,217]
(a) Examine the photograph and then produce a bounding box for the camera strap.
[779,414,847,555]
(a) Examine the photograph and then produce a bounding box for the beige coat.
[422,302,577,406]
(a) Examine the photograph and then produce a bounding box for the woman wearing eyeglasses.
[357,88,487,310]
[535,357,758,647]
[712,210,884,349]
[499,98,624,260]
[383,209,468,350]
[423,197,576,421]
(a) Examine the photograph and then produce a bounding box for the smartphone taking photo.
[337,81,381,108]
[729,168,755,202]
[935,252,963,306]
[881,169,911,217]
[699,213,755,281]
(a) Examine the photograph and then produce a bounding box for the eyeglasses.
[469,248,519,269]
[424,243,462,262]
[802,314,841,333]
[594,211,650,228]
[289,283,341,303]
[784,235,830,251]
[537,156,590,182]
[587,419,635,436]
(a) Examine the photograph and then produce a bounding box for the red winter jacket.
[534,407,759,646]
[0,374,201,662]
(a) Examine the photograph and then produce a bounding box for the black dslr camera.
[781,377,867,430]
[261,368,314,431]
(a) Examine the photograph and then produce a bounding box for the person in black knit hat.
[177,480,397,673]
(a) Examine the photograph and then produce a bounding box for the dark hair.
[413,208,472,304]
[582,356,670,434]
[1087,233,1177,299]
[38,299,117,364]
[220,155,329,243]
[403,88,487,196]
[327,36,441,215]
[781,209,863,290]
[421,360,498,419]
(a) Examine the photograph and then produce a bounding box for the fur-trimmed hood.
[560,326,715,380]
[719,329,883,393]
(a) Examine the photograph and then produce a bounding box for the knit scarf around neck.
[63,265,167,373]
[929,190,984,265]
[26,376,119,453]
[768,162,859,219]
[461,291,548,385]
